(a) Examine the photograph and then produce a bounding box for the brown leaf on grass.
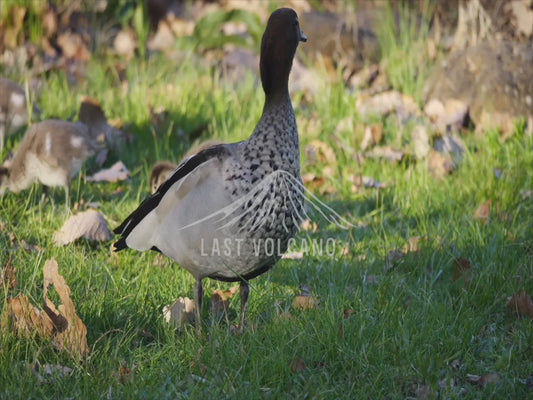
[42,7,59,38]
[301,171,336,195]
[148,16,194,51]
[87,161,130,183]
[1,294,54,338]
[113,29,137,59]
[118,364,133,385]
[282,251,304,260]
[300,219,318,232]
[473,199,491,224]
[53,210,111,245]
[57,32,91,61]
[293,295,318,310]
[424,98,469,133]
[476,110,516,140]
[405,236,427,253]
[210,285,239,318]
[43,259,90,357]
[466,372,501,387]
[452,257,472,283]
[1,257,17,290]
[305,140,337,167]
[509,0,533,36]
[507,291,533,319]
[356,90,403,117]
[412,125,430,160]
[3,6,27,48]
[163,297,196,330]
[366,146,405,163]
[360,123,384,151]
[428,150,454,179]
[290,357,307,373]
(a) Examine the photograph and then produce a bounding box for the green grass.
[1,9,533,400]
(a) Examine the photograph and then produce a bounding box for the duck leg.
[239,280,249,330]
[194,278,203,333]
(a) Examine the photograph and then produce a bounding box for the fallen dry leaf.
[1,257,17,290]
[476,110,516,139]
[290,357,307,373]
[356,90,403,117]
[405,236,427,253]
[366,146,405,163]
[87,161,130,183]
[424,98,469,133]
[43,259,90,357]
[300,219,318,232]
[1,294,54,338]
[210,285,239,319]
[428,150,454,179]
[466,372,501,387]
[53,210,111,245]
[57,32,91,62]
[163,297,196,330]
[118,364,133,385]
[360,123,384,151]
[42,7,59,38]
[3,6,27,48]
[305,140,337,167]
[473,199,492,224]
[282,251,304,260]
[113,29,137,59]
[412,125,430,160]
[507,291,533,319]
[301,171,336,195]
[509,0,533,37]
[292,295,318,310]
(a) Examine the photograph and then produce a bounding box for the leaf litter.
[87,161,130,183]
[507,291,533,319]
[210,285,239,321]
[1,258,90,358]
[53,209,111,245]
[163,297,196,330]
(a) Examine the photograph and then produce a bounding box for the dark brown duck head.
[260,8,306,104]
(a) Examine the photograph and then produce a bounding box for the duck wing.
[113,144,231,251]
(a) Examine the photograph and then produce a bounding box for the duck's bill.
[300,30,307,42]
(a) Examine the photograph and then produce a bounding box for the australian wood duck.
[0,78,40,152]
[149,140,225,194]
[0,119,95,207]
[114,8,307,330]
[149,160,177,194]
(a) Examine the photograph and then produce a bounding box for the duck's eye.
[294,19,299,26]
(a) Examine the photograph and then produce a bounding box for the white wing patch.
[45,132,52,155]
[9,92,25,108]
[70,135,85,148]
